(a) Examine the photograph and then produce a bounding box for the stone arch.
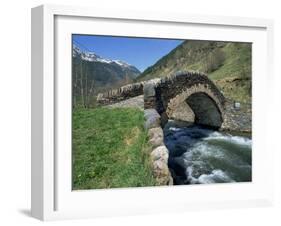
[144,72,225,129]
[166,84,224,128]
[186,92,223,128]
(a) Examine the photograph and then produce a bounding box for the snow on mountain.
[112,60,131,67]
[73,45,133,68]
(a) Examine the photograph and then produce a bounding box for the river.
[164,120,252,185]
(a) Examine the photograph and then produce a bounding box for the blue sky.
[72,35,183,72]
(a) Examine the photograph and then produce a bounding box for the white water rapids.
[164,121,252,185]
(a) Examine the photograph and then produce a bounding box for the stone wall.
[144,109,173,185]
[221,100,252,133]
[97,78,161,106]
[97,82,144,105]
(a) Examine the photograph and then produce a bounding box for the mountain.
[72,45,141,94]
[73,45,140,74]
[137,40,252,103]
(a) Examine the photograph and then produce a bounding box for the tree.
[84,64,88,107]
[73,64,77,108]
[73,58,96,108]
[80,59,85,108]
[86,79,95,108]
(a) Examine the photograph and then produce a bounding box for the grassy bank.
[72,107,156,190]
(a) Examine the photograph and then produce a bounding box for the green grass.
[208,43,251,80]
[209,43,252,103]
[72,107,156,190]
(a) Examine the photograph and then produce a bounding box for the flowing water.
[164,121,252,185]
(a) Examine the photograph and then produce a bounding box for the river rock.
[148,127,164,148]
[152,159,171,185]
[150,145,169,163]
[234,101,241,110]
[144,109,161,130]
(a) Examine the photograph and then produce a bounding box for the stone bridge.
[98,71,226,129]
[97,71,226,185]
[144,72,225,128]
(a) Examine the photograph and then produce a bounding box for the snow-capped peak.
[73,45,132,68]
[112,60,131,67]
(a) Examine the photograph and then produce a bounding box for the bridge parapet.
[97,82,144,105]
[97,78,161,105]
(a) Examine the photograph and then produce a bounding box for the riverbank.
[221,99,252,134]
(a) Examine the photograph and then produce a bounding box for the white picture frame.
[31,4,274,221]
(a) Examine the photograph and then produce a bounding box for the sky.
[72,35,183,72]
